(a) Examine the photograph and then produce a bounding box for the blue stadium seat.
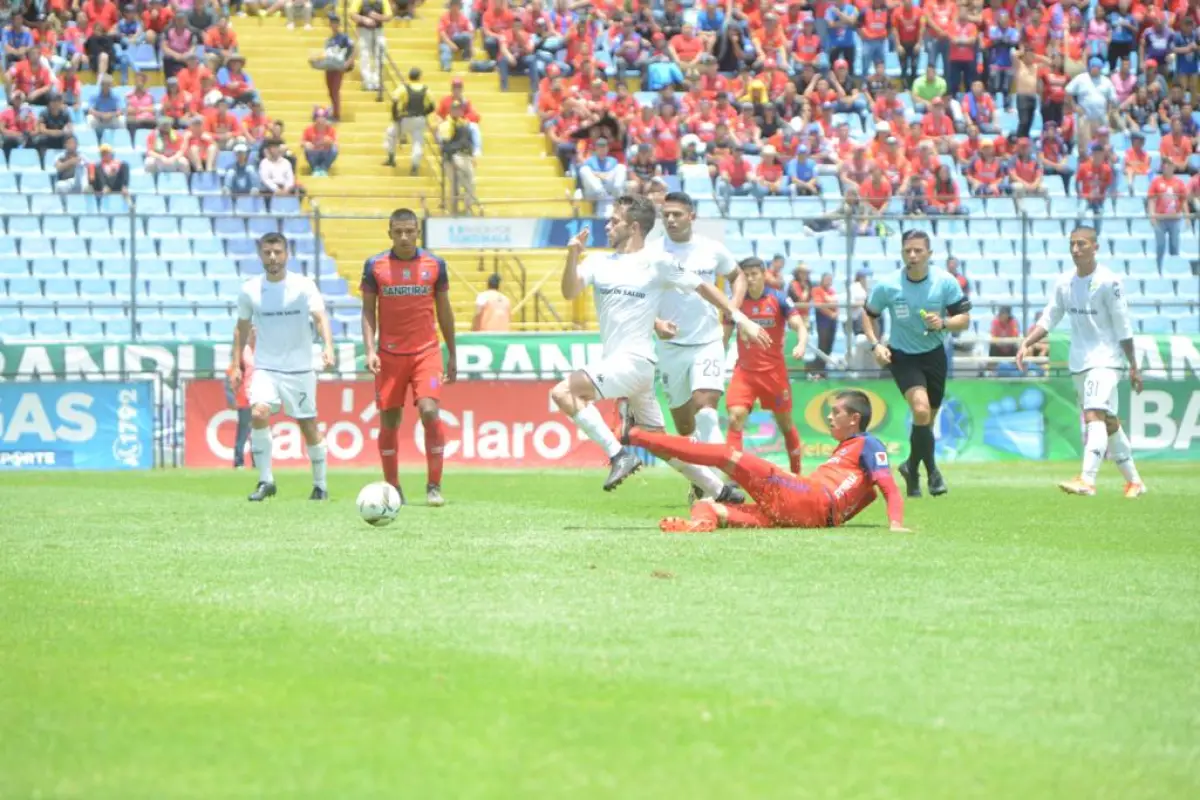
[235,196,267,215]
[204,260,239,278]
[0,193,27,213]
[742,219,773,237]
[143,279,181,300]
[727,239,755,260]
[55,239,89,259]
[134,194,167,214]
[0,235,21,257]
[33,318,69,339]
[43,216,76,238]
[104,319,133,339]
[1143,278,1176,298]
[282,217,312,236]
[0,258,28,277]
[7,277,40,297]
[100,259,131,280]
[197,306,233,326]
[146,215,180,238]
[319,277,349,296]
[1113,239,1144,259]
[70,318,105,341]
[755,237,789,258]
[976,277,1013,299]
[137,260,171,280]
[214,278,242,298]
[236,258,260,275]
[7,149,42,172]
[8,216,42,237]
[728,197,760,219]
[30,259,65,278]
[139,318,175,338]
[158,172,190,195]
[760,197,792,218]
[129,171,157,195]
[181,278,216,298]
[80,278,115,298]
[271,196,302,215]
[107,129,133,150]
[168,194,202,215]
[1161,256,1194,279]
[191,238,225,260]
[0,317,32,340]
[78,216,112,238]
[132,236,158,258]
[159,303,195,319]
[181,217,212,238]
[216,151,237,172]
[20,304,58,319]
[90,237,125,258]
[65,194,99,214]
[0,175,21,194]
[100,194,130,214]
[227,239,256,258]
[190,172,222,195]
[202,195,233,215]
[247,217,280,238]
[174,318,210,339]
[215,218,247,239]
[158,239,193,259]
[171,261,206,279]
[43,278,78,299]
[131,42,159,71]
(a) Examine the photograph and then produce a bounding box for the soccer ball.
[357,481,402,527]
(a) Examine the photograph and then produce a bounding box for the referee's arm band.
[947,299,972,316]
[865,306,882,319]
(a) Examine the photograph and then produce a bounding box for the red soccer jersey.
[1076,161,1113,202]
[737,288,798,372]
[361,248,449,355]
[1148,175,1188,215]
[809,433,898,526]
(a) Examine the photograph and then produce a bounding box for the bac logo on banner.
[0,381,154,471]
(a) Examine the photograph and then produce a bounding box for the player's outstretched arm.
[695,282,772,347]
[561,229,589,300]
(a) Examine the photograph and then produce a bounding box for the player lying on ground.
[615,390,909,533]
[651,191,746,499]
[551,194,772,494]
[230,232,335,502]
[725,257,808,474]
[1015,223,1146,498]
[361,208,458,507]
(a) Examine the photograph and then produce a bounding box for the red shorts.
[376,347,443,410]
[726,365,792,413]
[728,456,832,528]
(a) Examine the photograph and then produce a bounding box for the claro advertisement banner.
[183,379,617,468]
[0,381,155,470]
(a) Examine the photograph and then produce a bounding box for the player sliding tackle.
[552,194,772,493]
[614,390,908,533]
[725,257,808,474]
[230,233,335,502]
[1016,224,1146,498]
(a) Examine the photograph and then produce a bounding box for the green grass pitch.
[2,463,1199,798]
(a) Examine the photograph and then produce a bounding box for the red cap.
[1145,58,1159,68]
[834,59,849,70]
[652,31,665,42]
[546,63,561,77]
[451,77,464,86]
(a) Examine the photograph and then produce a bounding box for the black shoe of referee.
[927,469,948,497]
[248,481,277,502]
[898,462,921,498]
[604,449,643,491]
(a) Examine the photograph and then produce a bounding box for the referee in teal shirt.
[863,231,972,497]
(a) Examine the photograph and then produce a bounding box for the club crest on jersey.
[874,450,888,466]
[402,269,411,280]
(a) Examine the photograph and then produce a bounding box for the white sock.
[572,404,622,459]
[308,441,327,490]
[1081,420,1107,484]
[667,458,725,496]
[251,427,274,484]
[694,406,723,444]
[1108,428,1141,484]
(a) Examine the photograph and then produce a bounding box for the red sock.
[783,426,802,474]
[378,427,399,489]
[727,427,744,452]
[424,416,444,487]
[630,428,734,469]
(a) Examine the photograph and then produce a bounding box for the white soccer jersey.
[236,272,325,373]
[1037,264,1134,374]
[578,249,703,362]
[651,234,738,346]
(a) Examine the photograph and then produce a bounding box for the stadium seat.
[65,194,99,214]
[319,277,349,296]
[202,195,233,215]
[90,237,126,258]
[43,216,76,238]
[0,176,21,195]
[0,317,32,340]
[214,278,242,298]
[29,193,62,212]
[227,239,257,258]
[7,277,40,297]
[168,194,202,215]
[1143,278,1176,299]
[146,215,180,238]
[760,197,792,219]
[159,239,193,259]
[80,278,115,298]
[159,172,190,194]
[7,149,42,172]
[1113,239,1145,259]
[0,258,28,277]
[79,216,113,238]
[8,216,42,237]
[21,304,58,319]
[248,217,280,238]
[70,318,105,340]
[160,303,196,320]
[192,238,225,259]
[129,171,157,195]
[1161,257,1195,279]
[172,261,206,279]
[189,173,222,195]
[742,219,773,238]
[181,278,216,298]
[235,196,266,215]
[271,196,302,215]
[134,194,167,214]
[282,217,312,236]
[756,237,789,259]
[181,217,213,238]
[33,318,69,339]
[139,318,175,338]
[100,194,130,214]
[728,197,760,219]
[30,259,65,278]
[205,260,239,278]
[43,278,78,299]
[104,319,133,339]
[174,318,210,339]
[215,218,247,239]
[144,278,181,299]
[55,239,89,258]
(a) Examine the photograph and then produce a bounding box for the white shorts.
[583,353,665,429]
[1072,367,1120,416]
[657,339,728,409]
[249,369,318,419]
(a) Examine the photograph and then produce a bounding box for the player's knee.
[1105,416,1121,435]
[910,404,933,425]
[549,380,574,414]
[691,389,721,410]
[379,408,402,428]
[418,406,440,426]
[250,404,271,425]
[727,407,749,430]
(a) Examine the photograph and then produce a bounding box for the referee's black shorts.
[888,346,948,409]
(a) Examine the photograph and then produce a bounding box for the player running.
[650,192,746,496]
[361,208,458,507]
[725,257,808,474]
[230,233,335,502]
[552,194,771,493]
[862,230,971,498]
[1016,224,1146,497]
[614,390,908,533]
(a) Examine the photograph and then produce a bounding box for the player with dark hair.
[616,390,909,533]
[361,208,458,507]
[231,233,336,501]
[726,257,808,473]
[862,229,971,498]
[552,194,771,494]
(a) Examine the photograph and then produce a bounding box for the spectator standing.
[350,0,388,92]
[438,100,478,212]
[224,142,263,194]
[1066,57,1117,150]
[90,143,129,194]
[946,7,980,96]
[302,107,338,176]
[891,0,924,87]
[384,66,434,174]
[810,272,839,377]
[308,14,354,121]
[1147,160,1188,269]
[53,135,87,193]
[472,274,512,332]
